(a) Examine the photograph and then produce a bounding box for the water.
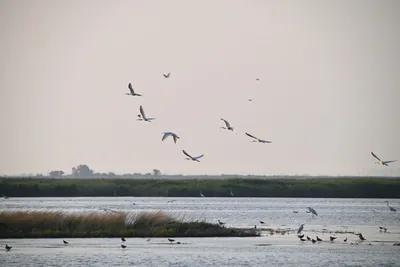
[1,197,399,266]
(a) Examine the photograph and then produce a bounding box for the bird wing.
[162,132,170,141]
[139,105,146,120]
[173,135,178,143]
[194,154,204,160]
[383,160,397,164]
[182,150,192,158]
[371,152,381,161]
[221,118,231,128]
[245,132,258,140]
[128,83,134,94]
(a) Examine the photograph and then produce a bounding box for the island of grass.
[0,210,260,239]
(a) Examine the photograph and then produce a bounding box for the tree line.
[1,177,399,198]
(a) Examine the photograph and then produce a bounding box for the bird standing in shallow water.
[168,238,175,243]
[384,201,397,212]
[297,224,304,234]
[63,240,68,245]
[121,244,126,248]
[5,244,11,251]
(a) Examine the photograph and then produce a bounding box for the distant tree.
[152,169,161,176]
[49,170,64,177]
[71,164,94,178]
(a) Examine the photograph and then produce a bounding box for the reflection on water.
[1,197,399,266]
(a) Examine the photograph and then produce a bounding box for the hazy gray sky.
[1,0,399,176]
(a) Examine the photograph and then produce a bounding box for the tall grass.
[0,210,259,238]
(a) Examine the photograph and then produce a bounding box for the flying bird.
[162,132,179,143]
[220,118,235,132]
[245,132,272,143]
[182,150,204,162]
[126,83,142,96]
[137,105,156,122]
[371,152,397,166]
[163,73,170,78]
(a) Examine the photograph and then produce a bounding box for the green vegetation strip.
[1,177,399,198]
[0,210,259,238]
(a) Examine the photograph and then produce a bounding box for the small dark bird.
[177,242,181,244]
[256,78,259,81]
[163,73,170,78]
[330,236,337,241]
[298,234,304,238]
[384,227,387,232]
[218,220,225,225]
[300,238,306,242]
[344,238,348,242]
[307,236,311,241]
[63,240,69,245]
[260,221,265,224]
[5,244,12,251]
[311,239,316,243]
[168,238,175,243]
[121,244,126,248]
[121,237,126,242]
[379,226,384,231]
[293,211,299,213]
[316,236,322,242]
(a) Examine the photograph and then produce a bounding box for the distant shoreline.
[1,177,399,198]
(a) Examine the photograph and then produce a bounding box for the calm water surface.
[1,197,399,266]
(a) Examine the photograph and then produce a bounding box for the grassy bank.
[0,177,399,198]
[0,210,258,238]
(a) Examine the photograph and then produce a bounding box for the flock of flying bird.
[127,73,397,167]
[126,73,273,164]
